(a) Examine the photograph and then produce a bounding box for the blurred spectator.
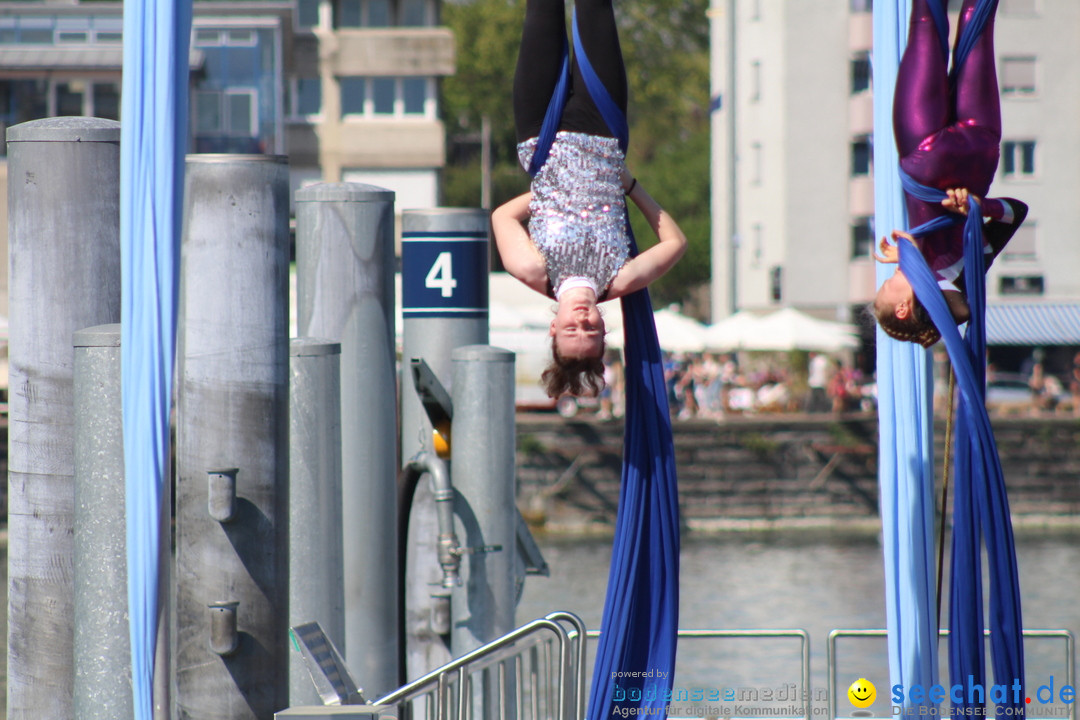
[1071,352,1080,418]
[806,352,829,413]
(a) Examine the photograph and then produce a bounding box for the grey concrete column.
[175,154,290,719]
[294,183,399,698]
[399,209,489,679]
[449,345,517,655]
[73,324,131,720]
[288,338,344,706]
[6,117,122,720]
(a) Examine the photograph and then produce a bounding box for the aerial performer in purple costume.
[491,0,688,396]
[873,0,1027,347]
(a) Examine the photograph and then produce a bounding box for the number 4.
[425,251,458,298]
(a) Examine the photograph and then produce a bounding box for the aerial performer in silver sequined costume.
[492,0,688,397]
[873,0,1027,347]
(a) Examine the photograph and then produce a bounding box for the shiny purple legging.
[894,0,1001,241]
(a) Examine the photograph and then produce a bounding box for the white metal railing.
[374,612,587,720]
[828,628,1076,720]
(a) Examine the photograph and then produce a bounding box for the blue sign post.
[403,229,488,319]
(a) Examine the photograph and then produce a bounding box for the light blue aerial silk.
[873,0,941,708]
[120,2,191,718]
[528,9,680,719]
[877,1,1024,715]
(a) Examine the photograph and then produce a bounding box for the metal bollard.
[294,183,398,697]
[175,154,290,719]
[288,338,345,706]
[399,208,489,678]
[73,324,131,720]
[449,345,518,655]
[6,117,122,720]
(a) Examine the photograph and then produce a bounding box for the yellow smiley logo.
[848,678,876,709]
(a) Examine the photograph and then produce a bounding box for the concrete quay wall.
[515,414,1080,533]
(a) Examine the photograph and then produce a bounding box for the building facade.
[710,0,1080,340]
[0,0,457,316]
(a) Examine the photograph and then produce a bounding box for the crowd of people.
[593,350,871,421]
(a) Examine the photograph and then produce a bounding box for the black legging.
[513,0,628,144]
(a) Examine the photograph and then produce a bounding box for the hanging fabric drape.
[877,0,1024,715]
[873,0,941,706]
[120,2,191,718]
[898,199,1026,718]
[528,9,680,719]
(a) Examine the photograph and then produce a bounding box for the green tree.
[441,0,713,315]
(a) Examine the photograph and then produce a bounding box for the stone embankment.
[515,413,1080,533]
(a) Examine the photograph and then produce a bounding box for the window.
[1001,140,1036,177]
[751,223,763,268]
[851,135,872,176]
[93,82,121,121]
[334,0,430,28]
[372,77,395,114]
[339,76,433,118]
[1000,56,1036,95]
[340,77,366,115]
[851,216,874,259]
[1002,222,1036,262]
[851,53,871,94]
[749,61,761,102]
[750,142,762,185]
[999,276,1043,295]
[400,0,429,26]
[336,0,363,27]
[769,266,782,302]
[850,0,872,12]
[56,81,86,117]
[297,0,321,28]
[194,89,258,136]
[292,77,322,117]
[367,0,392,27]
[402,77,427,115]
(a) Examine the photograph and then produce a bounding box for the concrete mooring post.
[6,117,122,720]
[72,324,131,720]
[449,345,518,655]
[175,154,290,719]
[294,183,399,698]
[399,208,489,680]
[288,338,345,706]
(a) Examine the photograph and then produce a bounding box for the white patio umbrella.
[752,307,860,351]
[650,307,708,353]
[702,310,766,351]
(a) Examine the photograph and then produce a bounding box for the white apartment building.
[710,0,1080,348]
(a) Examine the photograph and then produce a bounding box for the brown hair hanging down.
[541,342,606,398]
[872,296,942,348]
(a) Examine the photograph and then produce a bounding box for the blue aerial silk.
[873,0,941,708]
[898,192,1025,719]
[120,2,191,718]
[528,10,680,719]
[878,0,1024,715]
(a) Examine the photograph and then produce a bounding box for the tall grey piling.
[6,117,122,720]
[175,154,290,719]
[449,345,518,655]
[294,183,399,698]
[288,338,344,706]
[73,324,131,720]
[399,208,489,679]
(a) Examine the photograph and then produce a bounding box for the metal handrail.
[373,612,586,720]
[828,628,1076,720]
[587,627,813,720]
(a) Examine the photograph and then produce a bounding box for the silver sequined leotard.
[517,131,631,298]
